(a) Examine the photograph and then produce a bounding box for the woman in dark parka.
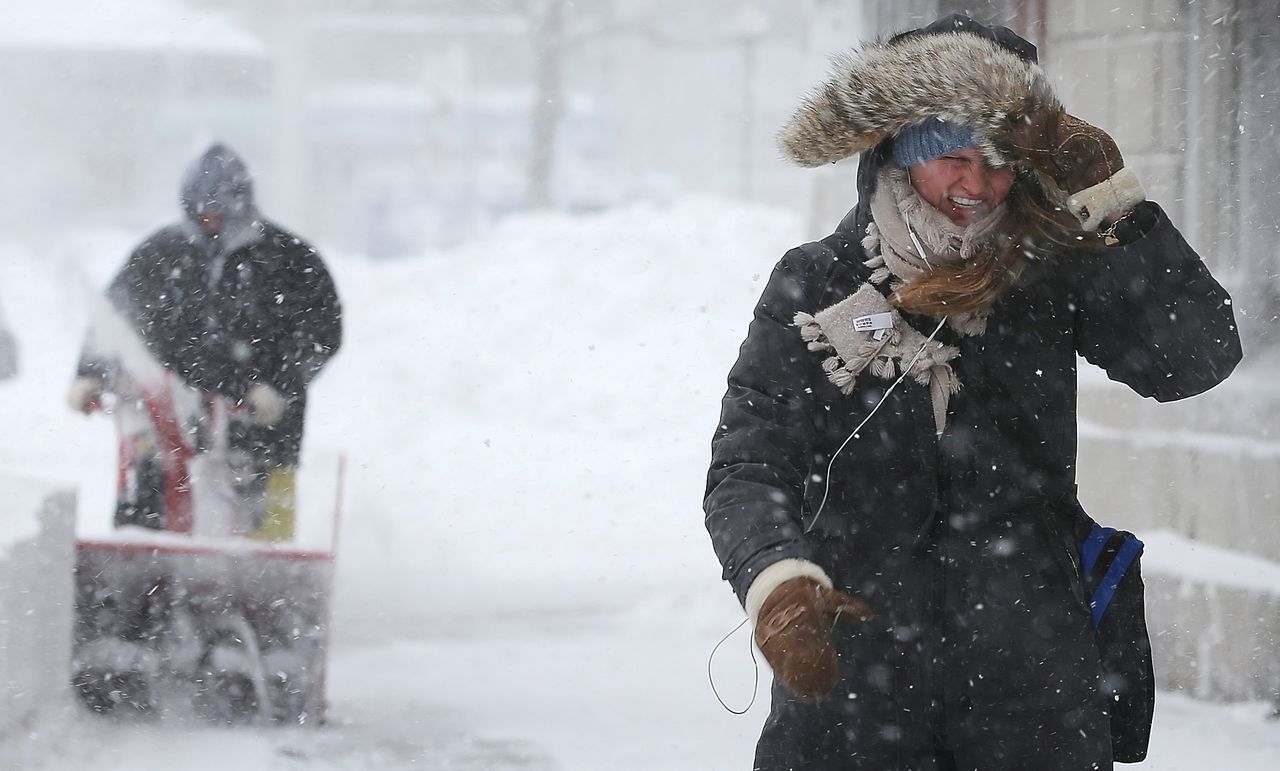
[703,15,1241,771]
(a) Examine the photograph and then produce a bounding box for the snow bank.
[0,198,798,635]
[0,231,128,532]
[0,231,104,742]
[305,198,798,634]
[0,196,796,765]
[0,475,75,741]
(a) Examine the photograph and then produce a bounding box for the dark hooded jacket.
[704,16,1241,770]
[80,144,342,465]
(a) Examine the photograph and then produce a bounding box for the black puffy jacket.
[80,148,341,466]
[704,25,1240,768]
[81,220,341,466]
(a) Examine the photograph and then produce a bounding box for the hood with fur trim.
[779,14,1057,170]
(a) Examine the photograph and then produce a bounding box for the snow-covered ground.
[3,199,1280,768]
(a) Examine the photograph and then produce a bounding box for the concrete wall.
[1047,0,1278,354]
[1054,1,1279,702]
[1147,572,1280,701]
[1076,374,1280,561]
[1076,370,1280,701]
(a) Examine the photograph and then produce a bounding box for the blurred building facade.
[0,1,271,238]
[865,0,1280,702]
[3,0,854,257]
[200,0,563,253]
[199,0,832,254]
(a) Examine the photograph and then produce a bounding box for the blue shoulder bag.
[1080,518,1155,764]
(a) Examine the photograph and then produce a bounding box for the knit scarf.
[863,165,1006,337]
[794,166,1008,435]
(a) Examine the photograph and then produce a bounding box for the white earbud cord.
[711,219,948,717]
[806,219,946,534]
[904,210,935,269]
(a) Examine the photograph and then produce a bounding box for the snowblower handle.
[86,391,121,416]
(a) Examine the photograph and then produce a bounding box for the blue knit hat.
[892,119,977,167]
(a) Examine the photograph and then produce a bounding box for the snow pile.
[0,230,135,531]
[0,477,75,741]
[304,198,797,633]
[0,197,795,767]
[0,197,798,633]
[0,473,53,556]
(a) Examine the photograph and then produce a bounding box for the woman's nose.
[957,164,988,196]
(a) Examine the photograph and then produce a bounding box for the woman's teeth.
[951,196,982,207]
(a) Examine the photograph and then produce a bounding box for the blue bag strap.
[1081,523,1115,583]
[1090,534,1144,630]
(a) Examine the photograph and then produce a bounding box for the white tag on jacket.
[854,312,893,340]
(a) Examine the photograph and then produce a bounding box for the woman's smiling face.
[907,147,1015,227]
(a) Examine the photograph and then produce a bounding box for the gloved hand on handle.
[1000,110,1146,231]
[749,568,874,701]
[245,383,287,426]
[66,375,105,414]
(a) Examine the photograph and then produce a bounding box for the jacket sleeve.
[1071,202,1242,401]
[259,239,343,399]
[704,248,827,604]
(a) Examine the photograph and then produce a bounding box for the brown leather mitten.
[1002,109,1123,194]
[1001,109,1145,229]
[753,577,874,700]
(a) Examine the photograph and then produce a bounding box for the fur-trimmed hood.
[779,15,1058,170]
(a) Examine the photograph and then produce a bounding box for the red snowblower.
[72,372,343,725]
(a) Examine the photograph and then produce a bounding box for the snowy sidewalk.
[9,597,1280,770]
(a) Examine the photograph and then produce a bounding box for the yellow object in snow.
[249,465,296,542]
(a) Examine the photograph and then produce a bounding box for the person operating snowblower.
[65,143,343,723]
[69,142,342,541]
